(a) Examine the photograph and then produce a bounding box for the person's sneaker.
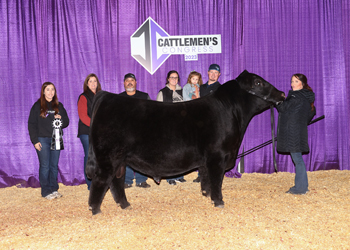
[52,191,63,198]
[136,182,151,188]
[44,193,56,200]
[168,180,176,185]
[124,183,132,188]
[175,178,186,183]
[193,176,200,183]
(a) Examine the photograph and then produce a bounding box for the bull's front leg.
[206,154,225,208]
[209,172,225,208]
[109,175,130,209]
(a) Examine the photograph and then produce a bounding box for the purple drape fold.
[0,0,349,188]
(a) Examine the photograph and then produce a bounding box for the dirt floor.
[0,170,349,249]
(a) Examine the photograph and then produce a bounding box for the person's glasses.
[169,77,178,80]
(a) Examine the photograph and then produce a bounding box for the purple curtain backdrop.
[0,0,349,188]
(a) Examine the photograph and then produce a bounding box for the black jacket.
[200,81,221,97]
[159,86,182,103]
[277,89,316,153]
[28,100,69,145]
[119,90,150,100]
[77,89,95,137]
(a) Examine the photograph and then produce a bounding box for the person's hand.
[54,114,61,119]
[194,85,199,98]
[34,142,42,151]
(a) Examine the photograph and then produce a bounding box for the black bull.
[86,70,285,215]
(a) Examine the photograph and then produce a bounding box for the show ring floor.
[0,170,349,249]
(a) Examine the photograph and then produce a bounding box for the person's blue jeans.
[79,134,91,190]
[37,137,60,197]
[125,166,147,185]
[290,152,309,193]
[167,176,184,182]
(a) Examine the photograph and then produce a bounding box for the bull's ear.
[236,70,250,82]
[238,69,249,77]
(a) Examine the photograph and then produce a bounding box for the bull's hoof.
[213,201,225,208]
[91,208,102,215]
[119,201,131,209]
[215,204,225,208]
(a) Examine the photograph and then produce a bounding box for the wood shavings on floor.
[0,170,349,249]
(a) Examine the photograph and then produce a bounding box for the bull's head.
[237,70,285,105]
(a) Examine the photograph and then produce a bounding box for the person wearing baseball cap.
[199,64,221,97]
[124,73,136,81]
[119,73,151,188]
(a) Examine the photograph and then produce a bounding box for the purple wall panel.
[0,0,349,188]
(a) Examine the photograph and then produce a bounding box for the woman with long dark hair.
[277,74,316,194]
[77,73,102,190]
[28,82,69,199]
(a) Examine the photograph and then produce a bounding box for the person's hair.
[186,71,203,86]
[39,82,59,118]
[83,73,102,93]
[292,73,315,111]
[166,70,180,85]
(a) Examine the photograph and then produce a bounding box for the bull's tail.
[85,143,96,179]
[90,90,109,122]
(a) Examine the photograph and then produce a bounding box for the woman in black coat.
[277,74,316,194]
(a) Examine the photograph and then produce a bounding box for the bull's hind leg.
[110,175,130,209]
[89,177,110,215]
[198,167,211,197]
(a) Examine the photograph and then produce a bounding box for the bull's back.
[93,94,219,148]
[90,93,232,176]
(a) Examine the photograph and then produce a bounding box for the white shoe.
[52,191,63,198]
[44,193,57,200]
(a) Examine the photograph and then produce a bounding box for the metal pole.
[236,115,325,159]
[270,106,278,173]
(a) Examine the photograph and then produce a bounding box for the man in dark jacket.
[119,73,151,188]
[277,74,316,194]
[199,64,221,97]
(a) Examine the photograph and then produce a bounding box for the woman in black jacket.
[77,73,102,190]
[277,74,316,194]
[28,82,69,200]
